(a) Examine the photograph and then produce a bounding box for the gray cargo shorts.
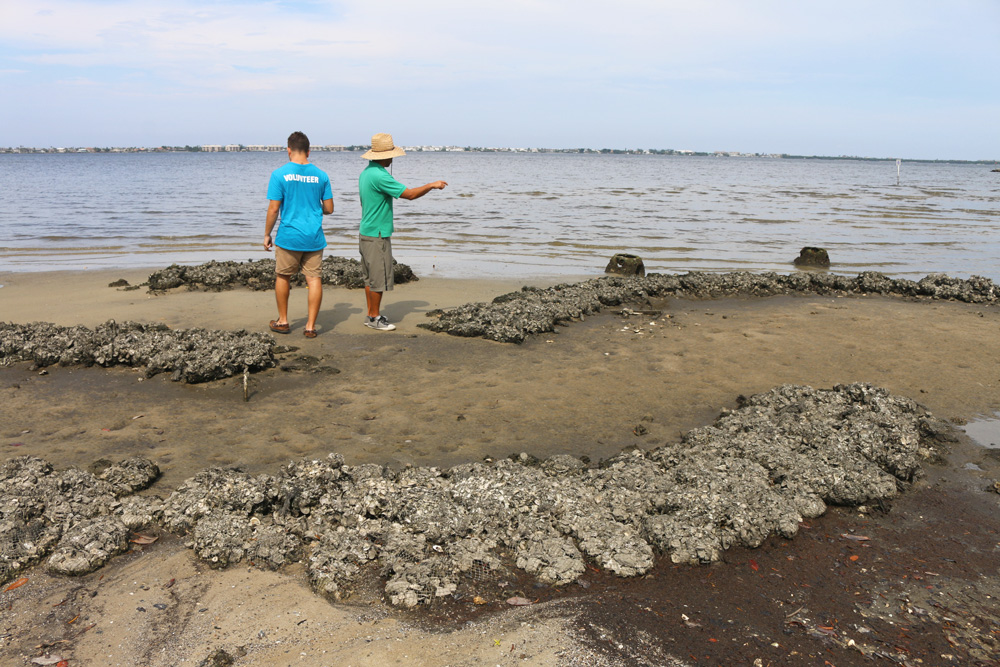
[359,234,394,292]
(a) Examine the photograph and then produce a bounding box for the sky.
[1,0,998,160]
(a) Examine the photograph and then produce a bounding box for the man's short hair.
[287,131,310,154]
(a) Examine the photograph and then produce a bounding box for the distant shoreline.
[1,146,996,165]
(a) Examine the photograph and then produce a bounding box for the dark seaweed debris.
[419,271,1000,343]
[146,257,417,292]
[0,384,951,607]
[0,320,275,383]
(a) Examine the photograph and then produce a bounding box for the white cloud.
[0,3,833,85]
[4,1,995,91]
[1,0,998,156]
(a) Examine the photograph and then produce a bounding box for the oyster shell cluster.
[0,456,160,579]
[420,271,1000,342]
[0,320,275,383]
[0,383,949,607]
[146,257,417,292]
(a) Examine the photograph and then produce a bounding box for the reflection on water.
[1,152,998,280]
[961,415,1000,449]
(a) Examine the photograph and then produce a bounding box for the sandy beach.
[2,267,1000,666]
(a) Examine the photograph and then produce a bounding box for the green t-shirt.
[359,162,406,237]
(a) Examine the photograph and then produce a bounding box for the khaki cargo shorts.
[275,246,323,278]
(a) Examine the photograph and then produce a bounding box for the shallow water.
[1,152,998,280]
[961,415,1000,449]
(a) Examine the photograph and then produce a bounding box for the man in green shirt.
[358,133,448,331]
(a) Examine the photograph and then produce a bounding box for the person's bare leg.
[275,274,291,325]
[305,275,322,331]
[365,286,383,318]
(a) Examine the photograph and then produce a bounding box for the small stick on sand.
[243,366,250,402]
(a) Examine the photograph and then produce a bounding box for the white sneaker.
[364,315,396,331]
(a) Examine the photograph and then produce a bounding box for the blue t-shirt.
[359,162,406,238]
[267,162,333,252]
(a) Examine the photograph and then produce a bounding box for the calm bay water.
[1,151,998,281]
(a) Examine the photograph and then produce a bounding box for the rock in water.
[605,253,646,276]
[793,247,831,267]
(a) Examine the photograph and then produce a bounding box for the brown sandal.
[303,329,318,339]
[269,320,290,334]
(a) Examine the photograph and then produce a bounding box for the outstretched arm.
[400,180,448,200]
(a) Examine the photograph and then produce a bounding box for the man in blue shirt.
[359,133,447,331]
[264,131,334,338]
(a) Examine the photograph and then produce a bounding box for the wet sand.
[2,268,1000,665]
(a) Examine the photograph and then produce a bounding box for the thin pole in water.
[896,159,901,186]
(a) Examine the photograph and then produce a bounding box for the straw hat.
[361,133,406,160]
